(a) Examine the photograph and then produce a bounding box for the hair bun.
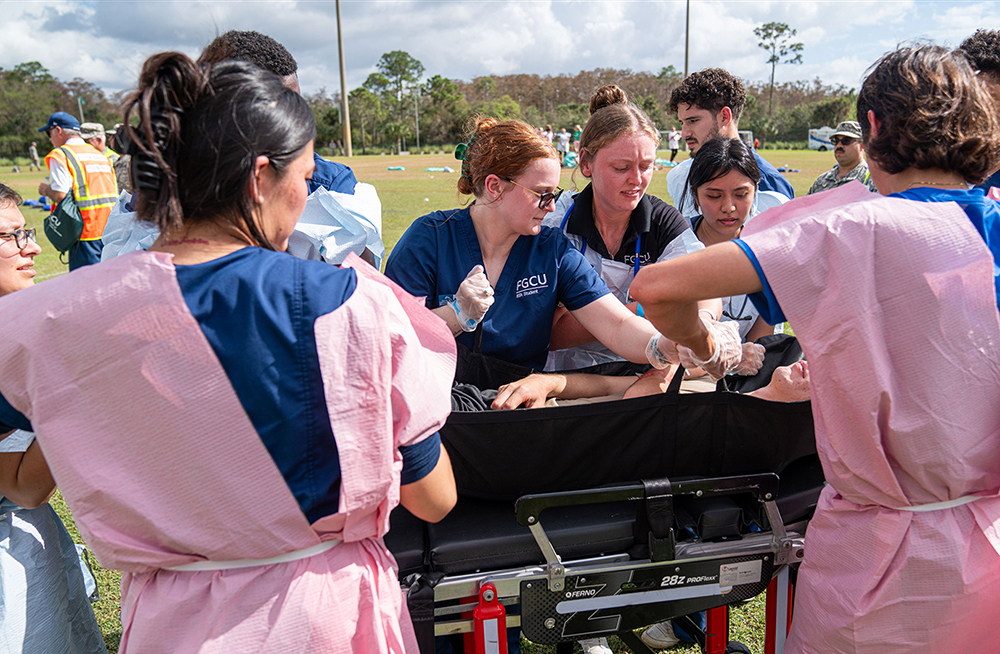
[473,115,500,136]
[589,84,628,115]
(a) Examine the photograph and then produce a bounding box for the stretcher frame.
[403,472,806,654]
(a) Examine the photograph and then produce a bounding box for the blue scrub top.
[0,248,440,523]
[735,185,1000,323]
[384,207,610,369]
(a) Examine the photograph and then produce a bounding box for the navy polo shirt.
[384,207,610,369]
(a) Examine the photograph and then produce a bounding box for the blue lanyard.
[560,202,643,277]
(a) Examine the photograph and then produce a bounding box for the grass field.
[0,147,831,653]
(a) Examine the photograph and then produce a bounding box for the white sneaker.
[640,621,681,649]
[579,637,613,654]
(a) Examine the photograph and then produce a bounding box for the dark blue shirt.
[0,248,440,523]
[309,153,358,195]
[384,207,610,369]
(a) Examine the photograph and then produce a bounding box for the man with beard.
[666,68,794,218]
[807,121,877,194]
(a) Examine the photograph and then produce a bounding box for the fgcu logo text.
[516,274,548,298]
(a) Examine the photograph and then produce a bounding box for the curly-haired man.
[666,68,794,218]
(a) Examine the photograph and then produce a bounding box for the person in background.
[103,30,383,267]
[36,111,117,269]
[199,30,358,196]
[631,44,1000,654]
[807,121,877,194]
[666,68,794,218]
[0,52,456,653]
[0,182,107,654]
[542,124,554,144]
[556,127,571,164]
[27,142,40,172]
[668,124,681,162]
[958,29,1000,191]
[80,122,119,166]
[573,123,582,152]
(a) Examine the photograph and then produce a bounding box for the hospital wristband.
[645,334,672,369]
[450,299,480,332]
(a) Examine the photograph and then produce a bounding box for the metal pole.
[414,90,420,152]
[684,0,690,78]
[77,97,85,123]
[336,0,353,157]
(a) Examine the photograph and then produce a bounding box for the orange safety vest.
[45,143,118,240]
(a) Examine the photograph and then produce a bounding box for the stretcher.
[388,336,821,653]
[388,460,822,654]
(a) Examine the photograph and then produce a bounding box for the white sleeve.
[47,157,73,193]
[0,430,35,453]
[656,229,704,263]
[665,161,699,219]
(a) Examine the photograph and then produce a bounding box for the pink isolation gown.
[740,183,1000,653]
[0,252,455,653]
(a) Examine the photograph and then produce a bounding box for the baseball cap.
[831,121,862,140]
[80,123,105,139]
[38,111,80,133]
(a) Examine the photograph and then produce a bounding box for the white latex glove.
[451,265,494,332]
[644,333,679,369]
[677,318,742,381]
[733,342,766,376]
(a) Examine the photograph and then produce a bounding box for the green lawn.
[0,147,828,653]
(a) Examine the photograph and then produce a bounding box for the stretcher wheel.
[725,641,751,654]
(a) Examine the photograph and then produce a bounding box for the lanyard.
[560,202,643,277]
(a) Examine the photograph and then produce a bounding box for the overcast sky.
[3,1,996,100]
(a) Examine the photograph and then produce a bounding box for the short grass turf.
[0,147,827,652]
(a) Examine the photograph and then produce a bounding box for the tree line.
[0,62,121,158]
[0,49,855,159]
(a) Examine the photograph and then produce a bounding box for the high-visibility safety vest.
[45,143,118,241]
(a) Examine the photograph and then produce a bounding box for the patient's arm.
[622,366,677,399]
[492,373,636,410]
[0,437,57,509]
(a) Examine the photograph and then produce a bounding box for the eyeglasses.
[830,136,858,146]
[0,228,37,249]
[500,177,564,210]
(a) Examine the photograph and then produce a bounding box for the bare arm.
[399,444,457,523]
[491,372,636,410]
[0,441,56,509]
[631,242,763,360]
[37,182,66,204]
[431,305,465,337]
[568,295,657,364]
[551,297,721,352]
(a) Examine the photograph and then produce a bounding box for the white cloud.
[0,0,982,98]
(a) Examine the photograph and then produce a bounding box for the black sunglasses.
[830,136,858,146]
[500,177,565,210]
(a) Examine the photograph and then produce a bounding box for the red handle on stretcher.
[473,583,507,654]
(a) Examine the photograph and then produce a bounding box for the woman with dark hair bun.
[0,52,457,653]
[543,85,748,375]
[385,115,697,398]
